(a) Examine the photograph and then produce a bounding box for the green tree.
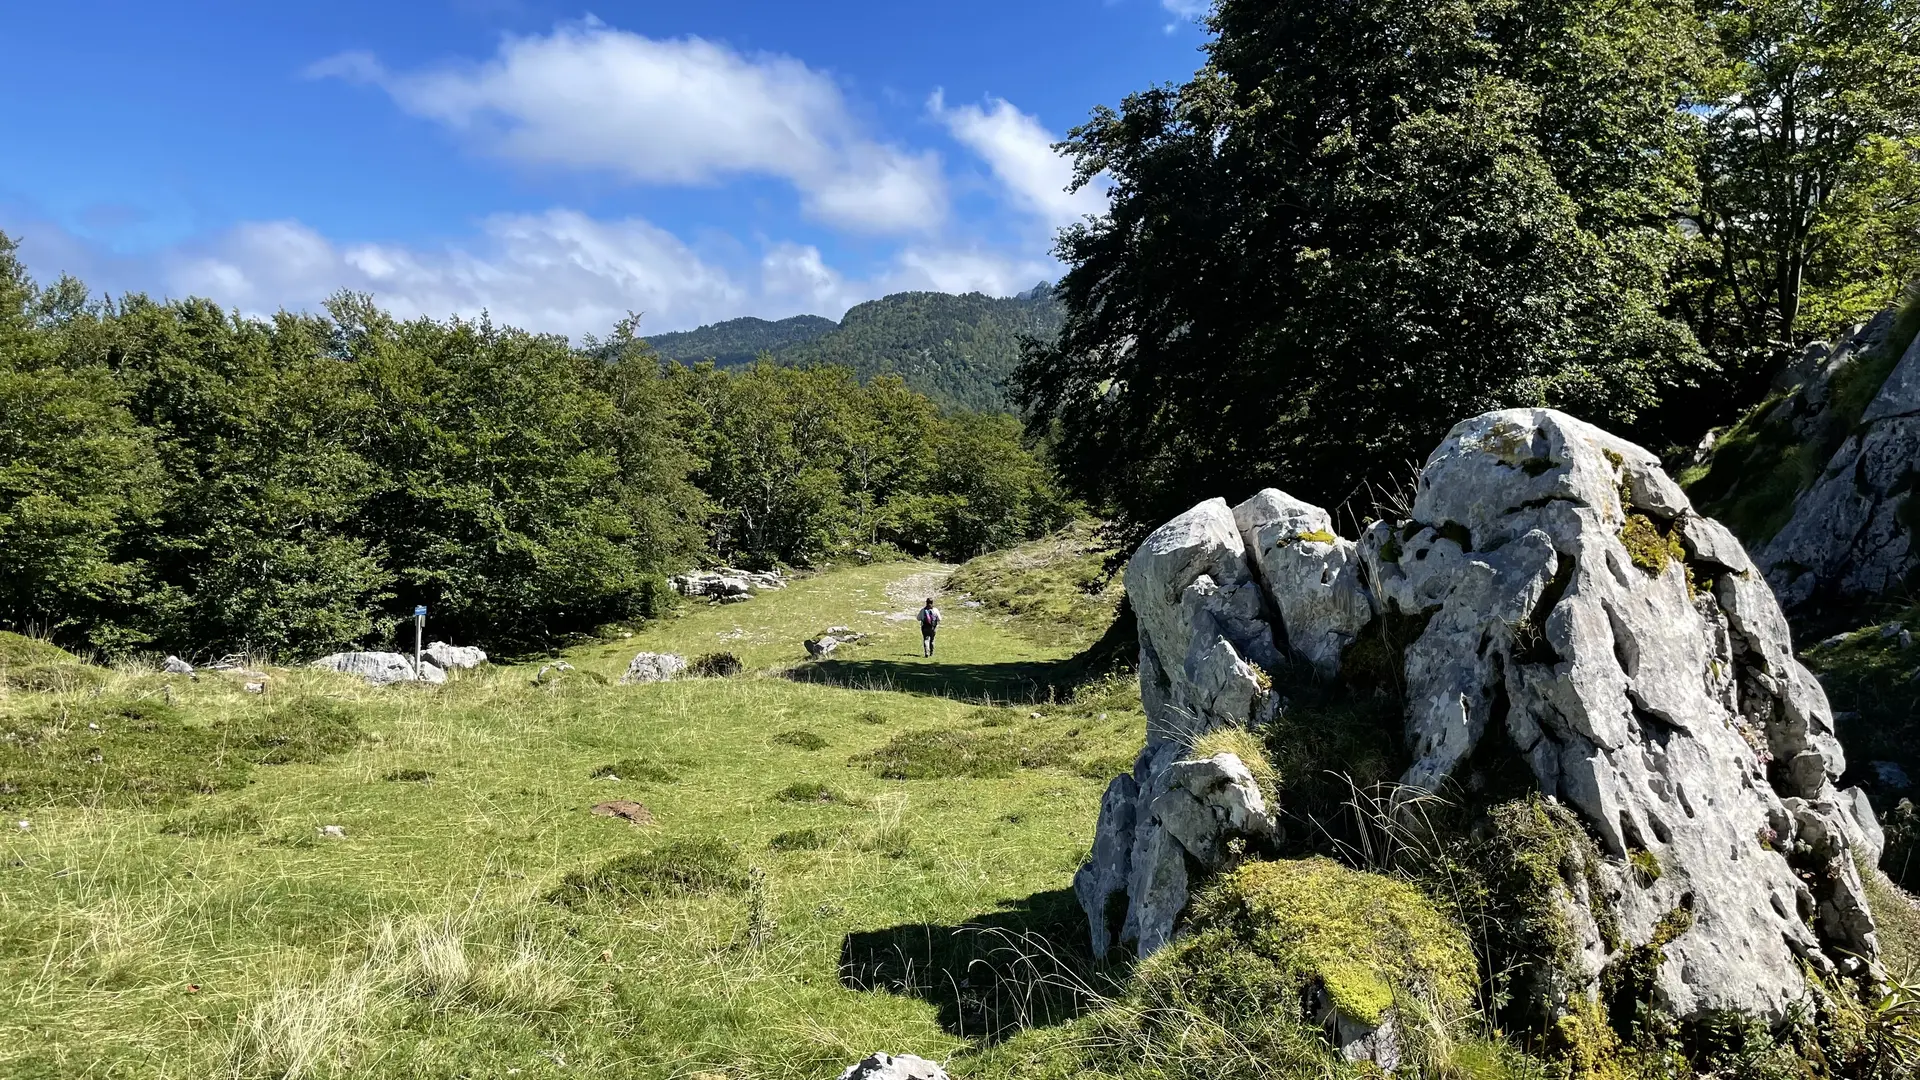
[0,236,158,640]
[1681,0,1920,368]
[1016,0,1707,541]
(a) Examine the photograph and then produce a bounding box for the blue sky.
[0,0,1208,336]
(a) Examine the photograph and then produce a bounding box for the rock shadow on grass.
[789,659,1065,704]
[837,888,1118,1044]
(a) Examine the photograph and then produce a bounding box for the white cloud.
[929,92,1107,229]
[312,22,945,234]
[160,211,747,335]
[1162,0,1210,17]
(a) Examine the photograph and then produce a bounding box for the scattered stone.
[962,600,983,608]
[243,681,266,694]
[836,1052,949,1080]
[590,800,654,826]
[311,651,442,686]
[162,656,195,676]
[533,661,574,685]
[1081,407,1882,1027]
[805,637,839,659]
[317,825,347,839]
[672,567,788,600]
[423,642,488,670]
[620,652,688,684]
[16,820,29,832]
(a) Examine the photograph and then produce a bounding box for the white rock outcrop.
[619,652,687,684]
[423,642,487,670]
[836,1053,948,1080]
[1751,315,1920,611]
[1079,407,1881,1027]
[312,651,444,686]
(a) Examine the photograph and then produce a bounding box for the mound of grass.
[550,838,749,905]
[769,826,840,851]
[589,757,677,784]
[0,632,107,692]
[228,697,366,765]
[383,768,435,783]
[861,728,1023,780]
[946,521,1122,649]
[0,698,254,809]
[773,729,828,751]
[776,781,859,805]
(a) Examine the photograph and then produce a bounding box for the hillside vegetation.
[649,287,1063,413]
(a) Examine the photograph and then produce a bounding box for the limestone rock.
[1754,318,1920,611]
[805,636,839,658]
[836,1052,948,1080]
[423,642,487,670]
[1078,406,1883,1028]
[1233,489,1374,677]
[620,652,687,684]
[312,651,441,686]
[161,655,195,676]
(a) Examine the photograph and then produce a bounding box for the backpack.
[919,606,941,629]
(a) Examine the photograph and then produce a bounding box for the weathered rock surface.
[620,652,687,684]
[835,1052,948,1080]
[312,651,443,686]
[1079,407,1882,1027]
[1752,315,1920,611]
[673,567,788,600]
[422,642,487,670]
[805,636,839,658]
[161,655,195,676]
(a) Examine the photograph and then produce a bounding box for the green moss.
[1169,857,1476,1028]
[1621,513,1685,576]
[772,728,828,751]
[1480,797,1618,978]
[1297,528,1337,544]
[549,838,748,905]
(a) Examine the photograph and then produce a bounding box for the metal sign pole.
[414,605,427,680]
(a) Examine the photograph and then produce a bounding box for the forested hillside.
[649,286,1063,412]
[0,236,1070,660]
[640,313,837,368]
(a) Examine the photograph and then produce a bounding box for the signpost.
[414,605,427,680]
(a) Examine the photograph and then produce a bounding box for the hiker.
[918,597,942,657]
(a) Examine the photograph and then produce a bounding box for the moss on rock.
[1160,856,1476,1029]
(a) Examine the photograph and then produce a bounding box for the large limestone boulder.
[1757,319,1920,610]
[312,651,443,686]
[1079,407,1881,1028]
[836,1053,948,1080]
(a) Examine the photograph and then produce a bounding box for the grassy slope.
[0,559,1142,1079]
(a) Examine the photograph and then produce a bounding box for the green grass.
[0,559,1146,1079]
[945,522,1122,650]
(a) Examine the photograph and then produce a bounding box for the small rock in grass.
[244,681,266,694]
[16,820,29,832]
[1902,629,1914,650]
[805,637,839,658]
[317,824,347,839]
[591,800,655,826]
[620,652,687,684]
[162,655,195,676]
[838,1052,949,1080]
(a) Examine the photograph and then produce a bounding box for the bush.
[689,651,743,677]
[550,838,749,905]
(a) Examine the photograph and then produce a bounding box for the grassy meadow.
[0,557,1143,1079]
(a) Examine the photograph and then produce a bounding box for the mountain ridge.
[644,285,1062,411]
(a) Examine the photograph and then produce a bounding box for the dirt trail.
[882,566,953,614]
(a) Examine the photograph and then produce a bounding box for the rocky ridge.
[1079,407,1883,1031]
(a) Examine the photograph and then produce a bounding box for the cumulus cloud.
[929,92,1107,229]
[156,211,748,335]
[890,246,1054,297]
[311,22,945,234]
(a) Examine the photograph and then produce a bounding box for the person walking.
[918,597,942,657]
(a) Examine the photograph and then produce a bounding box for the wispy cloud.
[928,92,1107,230]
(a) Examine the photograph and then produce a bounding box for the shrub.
[689,652,744,677]
[775,781,857,805]
[772,729,828,751]
[550,838,748,904]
